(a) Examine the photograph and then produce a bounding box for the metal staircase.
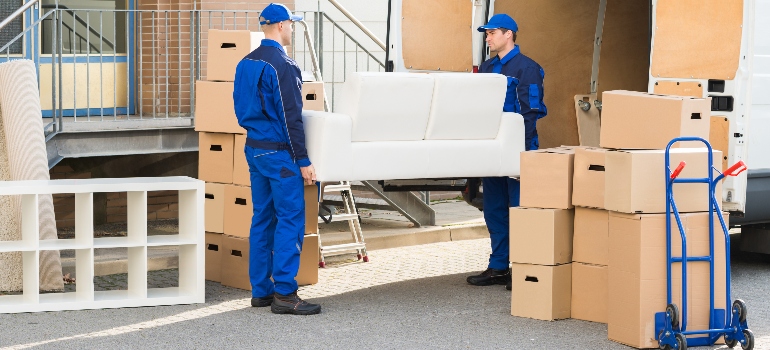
[1,2,435,229]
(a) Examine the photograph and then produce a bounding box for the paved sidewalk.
[59,199,488,278]
[2,238,769,350]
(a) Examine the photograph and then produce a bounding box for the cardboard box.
[510,207,574,265]
[233,134,249,186]
[571,263,608,323]
[599,90,711,149]
[205,232,223,282]
[608,212,727,349]
[194,80,246,134]
[219,233,319,291]
[304,184,319,234]
[301,82,325,111]
[223,184,318,238]
[510,263,572,321]
[204,182,225,233]
[572,147,607,209]
[605,148,722,214]
[221,235,250,290]
[223,184,252,238]
[206,29,264,82]
[520,147,575,209]
[297,234,319,286]
[572,207,609,265]
[199,132,235,184]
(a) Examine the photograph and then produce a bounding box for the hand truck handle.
[724,160,747,177]
[670,161,686,179]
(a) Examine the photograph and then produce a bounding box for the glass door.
[38,0,134,118]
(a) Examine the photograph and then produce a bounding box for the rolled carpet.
[0,60,63,292]
[0,94,22,292]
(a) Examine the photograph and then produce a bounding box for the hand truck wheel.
[362,255,369,262]
[733,299,748,323]
[726,336,738,348]
[741,329,754,350]
[319,261,326,268]
[660,333,687,350]
[675,333,687,350]
[667,303,680,328]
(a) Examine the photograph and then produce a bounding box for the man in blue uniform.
[466,14,547,289]
[232,3,321,315]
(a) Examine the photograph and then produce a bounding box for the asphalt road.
[0,237,768,350]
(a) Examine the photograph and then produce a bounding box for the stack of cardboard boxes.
[510,147,576,321]
[599,91,726,348]
[511,90,726,349]
[570,146,610,324]
[197,29,325,290]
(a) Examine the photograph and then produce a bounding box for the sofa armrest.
[497,112,526,176]
[302,110,354,182]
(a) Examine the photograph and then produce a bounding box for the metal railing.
[0,8,384,139]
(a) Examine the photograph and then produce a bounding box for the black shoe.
[466,268,510,286]
[251,294,274,307]
[271,292,322,315]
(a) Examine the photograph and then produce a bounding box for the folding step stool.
[317,181,369,267]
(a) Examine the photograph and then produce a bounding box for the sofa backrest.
[424,73,506,140]
[337,72,434,142]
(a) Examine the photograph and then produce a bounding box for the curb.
[61,223,489,277]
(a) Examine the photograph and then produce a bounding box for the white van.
[383,0,770,226]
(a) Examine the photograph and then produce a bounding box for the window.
[0,0,23,55]
[41,0,128,54]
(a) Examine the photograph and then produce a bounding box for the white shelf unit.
[0,177,205,313]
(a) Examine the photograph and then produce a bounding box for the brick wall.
[134,0,294,117]
[50,165,91,229]
[106,191,179,223]
[50,162,182,229]
[137,0,196,117]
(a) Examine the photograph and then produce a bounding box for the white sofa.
[302,72,525,182]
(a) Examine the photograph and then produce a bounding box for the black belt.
[245,138,292,152]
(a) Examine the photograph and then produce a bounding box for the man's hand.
[300,165,316,185]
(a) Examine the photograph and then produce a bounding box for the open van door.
[386,0,757,217]
[386,0,481,73]
[647,0,754,214]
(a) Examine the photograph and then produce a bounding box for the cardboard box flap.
[510,207,574,265]
[204,182,225,233]
[572,147,607,209]
[572,208,609,265]
[608,89,707,101]
[520,147,576,209]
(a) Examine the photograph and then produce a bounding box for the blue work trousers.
[245,147,305,297]
[482,177,521,270]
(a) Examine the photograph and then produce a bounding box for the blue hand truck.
[655,137,752,350]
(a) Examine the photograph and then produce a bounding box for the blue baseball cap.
[477,14,518,32]
[260,3,303,25]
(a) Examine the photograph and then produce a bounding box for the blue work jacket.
[233,39,311,167]
[479,45,547,151]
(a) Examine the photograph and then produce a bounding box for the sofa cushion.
[337,72,434,142]
[426,140,501,178]
[424,73,506,140]
[351,141,429,181]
